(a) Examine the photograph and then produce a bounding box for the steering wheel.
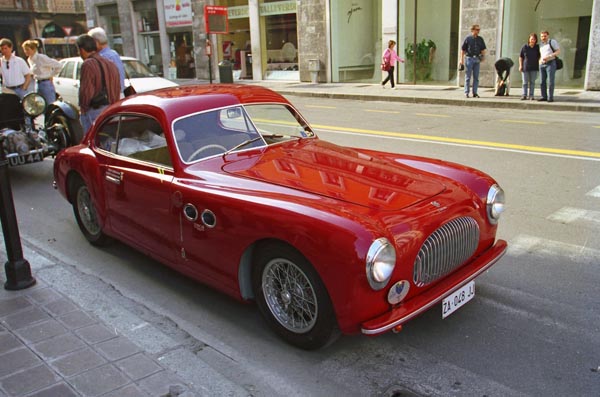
[187,144,227,162]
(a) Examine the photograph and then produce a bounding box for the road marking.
[498,119,548,125]
[586,185,600,197]
[593,126,600,129]
[547,207,600,225]
[305,105,337,109]
[311,123,600,161]
[415,113,451,118]
[508,234,600,263]
[365,109,402,114]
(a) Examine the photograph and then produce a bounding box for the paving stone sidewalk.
[0,279,194,397]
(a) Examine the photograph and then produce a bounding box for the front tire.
[71,177,110,246]
[252,243,338,350]
[47,112,83,149]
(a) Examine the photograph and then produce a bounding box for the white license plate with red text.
[442,281,475,319]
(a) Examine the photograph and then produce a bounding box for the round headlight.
[23,93,46,117]
[487,184,505,224]
[366,237,396,290]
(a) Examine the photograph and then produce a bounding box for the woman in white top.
[22,40,62,105]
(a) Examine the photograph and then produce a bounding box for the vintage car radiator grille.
[413,216,480,287]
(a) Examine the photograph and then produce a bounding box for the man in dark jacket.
[76,34,120,132]
[460,24,487,98]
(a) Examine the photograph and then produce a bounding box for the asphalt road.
[5,98,600,396]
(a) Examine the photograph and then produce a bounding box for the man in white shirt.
[538,30,561,103]
[0,38,33,99]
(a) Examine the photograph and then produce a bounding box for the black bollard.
[0,136,36,290]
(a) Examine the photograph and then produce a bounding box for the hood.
[222,140,445,211]
[129,78,178,93]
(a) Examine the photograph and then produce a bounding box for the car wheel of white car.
[253,243,338,350]
[71,177,110,246]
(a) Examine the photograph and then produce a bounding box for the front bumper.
[361,239,507,335]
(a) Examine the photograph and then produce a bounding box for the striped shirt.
[79,53,121,113]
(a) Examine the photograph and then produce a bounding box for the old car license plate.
[442,280,475,319]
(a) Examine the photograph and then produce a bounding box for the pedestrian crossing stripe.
[547,207,600,225]
[508,234,600,262]
[586,185,600,197]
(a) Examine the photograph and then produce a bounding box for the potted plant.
[405,39,436,81]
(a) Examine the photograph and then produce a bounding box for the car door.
[54,59,81,107]
[93,113,178,264]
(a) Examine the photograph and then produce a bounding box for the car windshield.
[172,103,314,163]
[123,60,156,78]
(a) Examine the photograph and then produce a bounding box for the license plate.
[7,150,45,167]
[442,280,475,319]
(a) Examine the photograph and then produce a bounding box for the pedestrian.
[88,27,125,95]
[460,24,487,98]
[518,33,541,100]
[76,34,121,133]
[0,38,33,99]
[538,30,560,103]
[381,40,404,89]
[21,39,62,105]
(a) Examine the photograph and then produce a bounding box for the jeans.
[382,66,396,88]
[80,106,107,133]
[37,80,56,106]
[522,70,538,97]
[464,56,481,95]
[540,60,556,100]
[12,86,34,100]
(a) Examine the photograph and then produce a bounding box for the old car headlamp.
[366,238,396,290]
[23,93,46,117]
[487,184,505,224]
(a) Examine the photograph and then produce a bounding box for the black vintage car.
[0,90,82,166]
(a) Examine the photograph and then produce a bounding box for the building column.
[585,0,600,90]
[248,0,263,80]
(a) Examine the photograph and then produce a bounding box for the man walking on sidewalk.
[460,24,487,98]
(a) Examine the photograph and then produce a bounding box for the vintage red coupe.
[53,85,506,349]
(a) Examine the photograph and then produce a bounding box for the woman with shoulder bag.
[381,40,404,89]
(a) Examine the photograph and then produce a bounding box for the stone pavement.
[178,78,600,113]
[0,241,250,397]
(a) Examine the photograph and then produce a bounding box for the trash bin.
[308,59,320,83]
[218,60,234,83]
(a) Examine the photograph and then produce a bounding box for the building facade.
[84,0,600,90]
[0,0,87,58]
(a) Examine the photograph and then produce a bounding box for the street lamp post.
[0,136,36,290]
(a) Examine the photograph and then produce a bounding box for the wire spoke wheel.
[76,185,101,236]
[262,258,318,333]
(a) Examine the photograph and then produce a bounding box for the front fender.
[46,100,79,121]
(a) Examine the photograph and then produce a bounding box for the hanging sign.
[205,5,228,34]
[165,0,193,27]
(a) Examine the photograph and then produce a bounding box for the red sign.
[63,26,72,36]
[204,5,228,34]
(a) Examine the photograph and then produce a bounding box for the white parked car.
[54,56,178,107]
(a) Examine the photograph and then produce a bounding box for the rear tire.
[252,243,338,350]
[71,177,110,246]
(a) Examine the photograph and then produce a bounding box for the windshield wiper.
[222,136,264,157]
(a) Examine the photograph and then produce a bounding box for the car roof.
[60,56,143,62]
[107,84,292,122]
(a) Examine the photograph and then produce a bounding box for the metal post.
[0,136,36,290]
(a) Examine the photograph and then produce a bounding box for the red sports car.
[53,85,507,350]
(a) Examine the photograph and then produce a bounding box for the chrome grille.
[413,216,480,287]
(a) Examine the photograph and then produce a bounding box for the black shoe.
[465,93,470,98]
[538,97,547,102]
[520,96,527,100]
[473,93,480,98]
[548,98,554,102]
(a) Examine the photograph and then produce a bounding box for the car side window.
[75,61,81,80]
[94,116,120,153]
[115,115,172,167]
[59,61,74,79]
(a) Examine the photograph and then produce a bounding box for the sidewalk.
[177,78,600,113]
[0,242,249,397]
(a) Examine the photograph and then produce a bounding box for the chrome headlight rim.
[366,237,396,291]
[23,92,46,117]
[486,184,505,224]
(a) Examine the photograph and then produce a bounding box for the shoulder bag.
[548,40,563,70]
[89,58,110,109]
